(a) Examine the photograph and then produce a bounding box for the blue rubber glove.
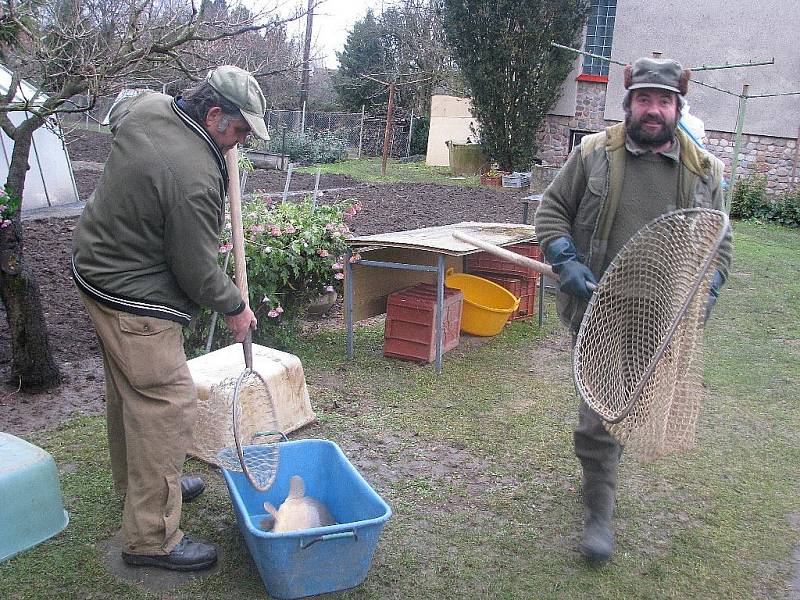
[704,269,725,323]
[543,236,598,300]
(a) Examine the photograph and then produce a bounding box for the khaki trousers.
[79,292,196,555]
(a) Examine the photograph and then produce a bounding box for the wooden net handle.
[225,147,253,368]
[226,147,248,302]
[452,231,597,291]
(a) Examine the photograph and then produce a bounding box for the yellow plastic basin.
[445,271,520,336]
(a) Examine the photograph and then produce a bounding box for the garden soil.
[0,128,535,434]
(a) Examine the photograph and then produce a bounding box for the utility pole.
[299,0,314,109]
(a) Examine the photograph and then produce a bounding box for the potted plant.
[480,168,505,187]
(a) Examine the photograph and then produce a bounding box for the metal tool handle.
[225,147,253,366]
[452,230,597,291]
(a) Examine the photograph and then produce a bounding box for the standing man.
[534,57,732,566]
[72,66,269,571]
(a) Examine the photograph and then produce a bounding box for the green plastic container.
[0,433,69,562]
[447,142,488,176]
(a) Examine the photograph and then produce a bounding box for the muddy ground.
[0,129,534,434]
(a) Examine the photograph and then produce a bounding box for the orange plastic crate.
[465,242,541,278]
[468,271,538,321]
[383,284,463,363]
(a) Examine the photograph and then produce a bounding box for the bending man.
[72,66,268,571]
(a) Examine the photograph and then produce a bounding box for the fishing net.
[574,208,730,460]
[211,343,285,491]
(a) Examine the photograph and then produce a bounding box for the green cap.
[625,57,688,95]
[206,65,270,141]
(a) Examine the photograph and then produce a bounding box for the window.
[570,129,596,153]
[582,0,616,76]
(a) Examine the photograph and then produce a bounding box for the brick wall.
[538,81,800,194]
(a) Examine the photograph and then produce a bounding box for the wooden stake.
[381,83,396,177]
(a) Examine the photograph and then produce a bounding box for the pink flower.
[268,309,280,318]
[316,248,330,257]
[325,223,336,232]
[0,219,10,229]
[338,224,350,234]
[270,226,282,237]
[324,285,335,293]
[284,224,296,234]
[332,262,343,271]
[250,224,264,234]
[334,272,345,280]
[348,253,361,263]
[218,242,233,253]
[276,306,284,314]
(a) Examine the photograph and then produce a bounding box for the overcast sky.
[290,0,377,69]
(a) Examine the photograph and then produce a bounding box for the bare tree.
[0,0,308,391]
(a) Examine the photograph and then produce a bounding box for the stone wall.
[705,132,798,194]
[538,80,800,194]
[536,80,615,166]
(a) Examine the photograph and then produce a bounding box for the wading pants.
[572,330,623,518]
[80,292,196,556]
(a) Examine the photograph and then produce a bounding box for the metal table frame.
[520,193,553,327]
[344,249,449,372]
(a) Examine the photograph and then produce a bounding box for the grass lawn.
[296,158,486,187]
[1,220,798,599]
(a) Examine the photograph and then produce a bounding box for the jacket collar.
[170,98,228,184]
[606,122,712,179]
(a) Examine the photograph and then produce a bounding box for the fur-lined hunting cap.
[624,57,690,96]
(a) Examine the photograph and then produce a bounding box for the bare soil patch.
[0,129,533,434]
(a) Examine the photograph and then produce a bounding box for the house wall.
[537,0,800,192]
[604,0,800,139]
[538,83,800,194]
[425,95,480,167]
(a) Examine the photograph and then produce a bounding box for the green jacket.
[72,92,242,324]
[534,122,732,330]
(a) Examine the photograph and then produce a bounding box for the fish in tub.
[260,475,337,533]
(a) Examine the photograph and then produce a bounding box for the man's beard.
[626,112,677,147]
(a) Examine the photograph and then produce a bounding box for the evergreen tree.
[443,0,589,171]
[333,10,394,111]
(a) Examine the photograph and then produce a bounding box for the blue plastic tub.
[221,439,391,599]
[0,433,69,562]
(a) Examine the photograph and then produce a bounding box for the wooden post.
[357,104,365,159]
[727,83,749,212]
[792,124,800,187]
[381,83,396,177]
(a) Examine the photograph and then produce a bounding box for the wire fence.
[61,92,417,160]
[265,108,414,159]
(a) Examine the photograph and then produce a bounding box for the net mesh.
[211,369,283,491]
[574,208,729,460]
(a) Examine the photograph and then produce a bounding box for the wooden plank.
[346,221,536,255]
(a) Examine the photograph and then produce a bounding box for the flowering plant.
[0,186,21,228]
[218,194,361,324]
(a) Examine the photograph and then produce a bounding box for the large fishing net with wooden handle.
[574,208,730,460]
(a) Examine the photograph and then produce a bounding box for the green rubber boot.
[579,472,615,566]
